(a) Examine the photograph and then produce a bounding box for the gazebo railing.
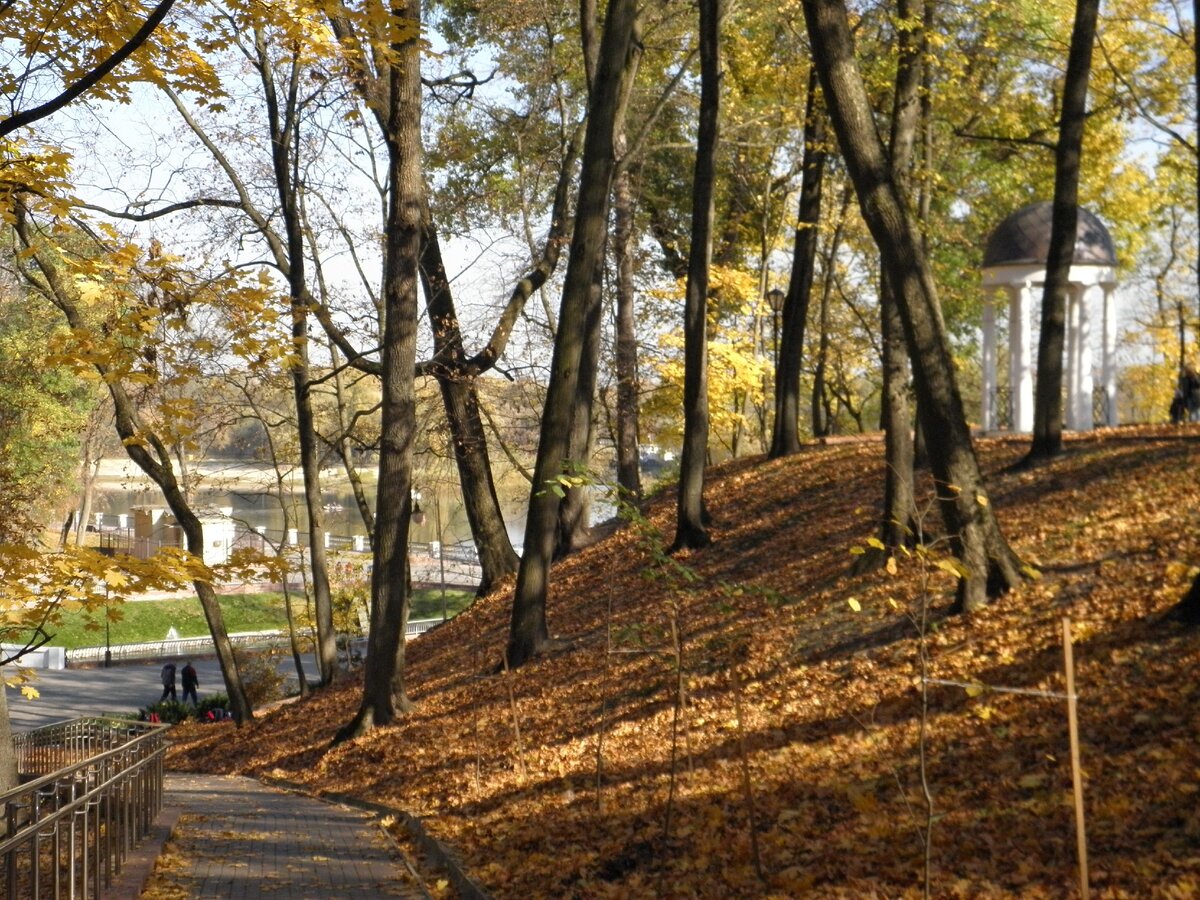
[1,718,168,899]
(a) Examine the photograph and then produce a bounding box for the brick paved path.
[137,773,429,899]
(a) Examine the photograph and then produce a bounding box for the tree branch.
[77,197,243,221]
[0,0,178,137]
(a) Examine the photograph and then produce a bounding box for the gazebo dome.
[983,201,1117,269]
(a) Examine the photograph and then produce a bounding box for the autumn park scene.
[1,0,1199,897]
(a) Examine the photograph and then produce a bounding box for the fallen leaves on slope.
[167,425,1200,898]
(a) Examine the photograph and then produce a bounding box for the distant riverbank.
[95,458,366,493]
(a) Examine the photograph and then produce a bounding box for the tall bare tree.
[771,70,827,458]
[1028,0,1101,463]
[673,0,723,550]
[800,0,1025,611]
[334,0,425,739]
[506,0,641,667]
[875,0,929,553]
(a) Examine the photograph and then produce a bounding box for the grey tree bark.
[771,70,827,459]
[673,0,723,551]
[612,133,643,500]
[506,0,641,668]
[258,33,338,684]
[335,0,424,739]
[418,217,520,594]
[0,686,16,794]
[1029,0,1100,463]
[812,187,851,437]
[876,0,926,551]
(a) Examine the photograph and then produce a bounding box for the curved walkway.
[128,773,431,899]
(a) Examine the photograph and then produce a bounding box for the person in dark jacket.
[181,661,199,705]
[159,662,177,702]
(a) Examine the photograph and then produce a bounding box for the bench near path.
[121,773,433,899]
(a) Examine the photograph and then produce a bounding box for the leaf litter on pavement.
[166,425,1200,898]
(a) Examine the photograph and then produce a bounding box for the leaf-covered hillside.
[166,425,1200,898]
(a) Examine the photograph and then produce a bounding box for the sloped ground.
[166,425,1200,898]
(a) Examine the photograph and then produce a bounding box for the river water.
[90,458,606,552]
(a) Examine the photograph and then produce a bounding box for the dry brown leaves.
[167,424,1200,898]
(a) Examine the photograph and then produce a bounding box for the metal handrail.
[2,718,168,898]
[67,630,286,665]
[68,619,443,666]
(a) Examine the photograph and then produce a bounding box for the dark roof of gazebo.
[983,201,1117,268]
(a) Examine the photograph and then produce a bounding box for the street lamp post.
[766,287,786,368]
[104,586,112,668]
[435,494,447,622]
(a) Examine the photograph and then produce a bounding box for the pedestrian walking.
[160,662,177,702]
[181,661,199,705]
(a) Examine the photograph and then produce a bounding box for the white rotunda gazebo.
[980,202,1119,433]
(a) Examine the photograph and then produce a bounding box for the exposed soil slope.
[167,425,1200,898]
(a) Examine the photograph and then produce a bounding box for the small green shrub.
[195,693,230,718]
[140,700,191,724]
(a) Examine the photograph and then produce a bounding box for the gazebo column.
[981,293,997,430]
[1102,282,1118,426]
[1008,281,1034,432]
[1066,286,1080,430]
[1067,283,1093,431]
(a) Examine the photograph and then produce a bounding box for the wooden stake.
[1062,618,1089,900]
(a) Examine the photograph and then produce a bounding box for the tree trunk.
[877,0,924,550]
[0,682,18,794]
[1029,0,1100,463]
[329,342,376,544]
[336,0,423,740]
[673,0,723,551]
[290,344,338,682]
[612,133,642,500]
[801,0,1024,611]
[259,31,339,684]
[879,278,917,548]
[75,456,99,547]
[556,255,604,556]
[506,0,641,669]
[812,186,850,437]
[771,70,827,458]
[419,217,520,594]
[281,581,310,697]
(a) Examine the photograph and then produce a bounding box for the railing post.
[5,800,17,900]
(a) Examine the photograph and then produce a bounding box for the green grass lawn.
[411,586,475,621]
[41,587,476,649]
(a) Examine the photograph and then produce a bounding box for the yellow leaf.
[964,682,985,697]
[885,556,898,575]
[20,685,39,700]
[976,493,989,507]
[847,597,861,612]
[935,558,968,579]
[866,537,885,550]
[103,568,129,588]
